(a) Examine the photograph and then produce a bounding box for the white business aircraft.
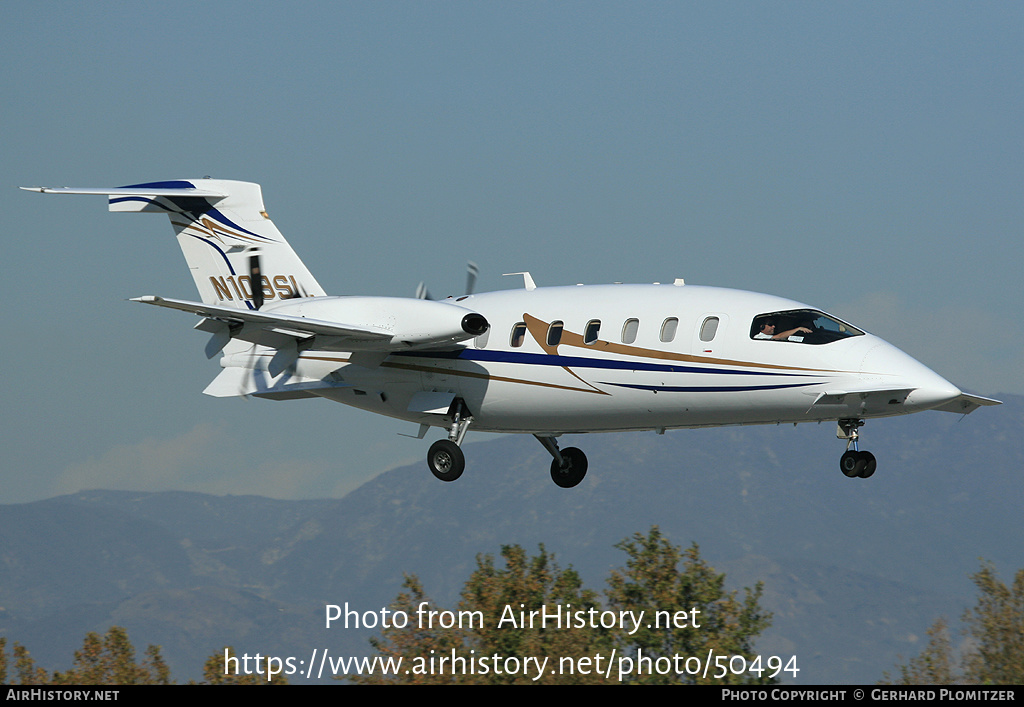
[24,179,1000,487]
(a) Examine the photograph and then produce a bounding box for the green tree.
[962,562,1024,685]
[11,643,48,685]
[142,644,171,686]
[880,617,956,685]
[349,575,467,685]
[50,626,170,685]
[457,544,611,684]
[2,627,289,685]
[352,546,610,684]
[882,561,1024,685]
[0,639,42,686]
[606,527,774,684]
[194,646,287,685]
[353,528,774,685]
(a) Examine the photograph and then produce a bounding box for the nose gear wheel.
[837,419,876,479]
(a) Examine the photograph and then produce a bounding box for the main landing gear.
[837,419,876,479]
[423,399,589,488]
[536,435,588,488]
[427,439,465,482]
[426,400,472,482]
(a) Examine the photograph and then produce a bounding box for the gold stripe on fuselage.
[522,313,842,375]
[298,354,610,395]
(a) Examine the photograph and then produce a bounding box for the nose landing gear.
[837,419,876,479]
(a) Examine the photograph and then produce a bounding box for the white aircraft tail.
[24,179,326,309]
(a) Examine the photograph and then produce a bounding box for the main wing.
[133,293,488,375]
[133,295,394,378]
[133,295,392,346]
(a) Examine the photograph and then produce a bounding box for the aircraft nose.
[860,342,962,411]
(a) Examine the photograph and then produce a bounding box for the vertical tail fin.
[23,179,327,309]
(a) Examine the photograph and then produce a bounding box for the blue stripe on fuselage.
[392,348,811,378]
[602,381,818,393]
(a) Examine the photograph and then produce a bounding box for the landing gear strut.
[837,419,876,479]
[426,399,472,482]
[536,435,588,488]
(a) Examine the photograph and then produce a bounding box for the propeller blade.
[416,261,477,300]
[465,261,479,296]
[249,254,264,310]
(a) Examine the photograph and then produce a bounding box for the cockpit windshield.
[750,309,864,344]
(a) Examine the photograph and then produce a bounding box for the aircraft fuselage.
[236,283,960,435]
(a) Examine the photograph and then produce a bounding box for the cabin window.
[584,320,601,345]
[660,317,678,342]
[621,318,639,344]
[510,322,527,348]
[751,309,864,344]
[547,320,564,346]
[700,317,720,342]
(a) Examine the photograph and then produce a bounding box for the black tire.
[550,447,588,488]
[427,440,465,482]
[840,450,864,478]
[858,451,877,478]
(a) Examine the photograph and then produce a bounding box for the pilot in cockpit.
[755,318,812,341]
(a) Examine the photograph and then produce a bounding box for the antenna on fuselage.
[503,271,537,291]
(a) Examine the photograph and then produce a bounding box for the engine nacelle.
[264,296,489,349]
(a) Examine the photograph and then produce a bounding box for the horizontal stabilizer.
[20,185,228,199]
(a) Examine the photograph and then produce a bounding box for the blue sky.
[2,2,1020,503]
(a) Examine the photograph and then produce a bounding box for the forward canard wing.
[931,393,1002,415]
[808,387,1000,415]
